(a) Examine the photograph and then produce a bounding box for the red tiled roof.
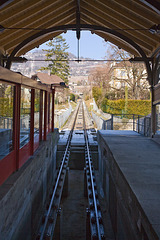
[32,72,64,85]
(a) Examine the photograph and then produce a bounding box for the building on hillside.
[109,61,149,99]
[31,72,67,103]
[68,75,89,85]
[68,75,91,97]
[73,85,91,96]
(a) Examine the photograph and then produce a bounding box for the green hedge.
[101,98,151,116]
[126,100,151,116]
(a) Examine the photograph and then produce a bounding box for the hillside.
[11,49,102,78]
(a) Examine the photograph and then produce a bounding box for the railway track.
[36,100,105,240]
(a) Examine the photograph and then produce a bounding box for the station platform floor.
[98,130,160,239]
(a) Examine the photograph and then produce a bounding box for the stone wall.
[0,129,59,240]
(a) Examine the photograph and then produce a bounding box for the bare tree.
[106,43,150,100]
[88,64,111,95]
[88,43,150,101]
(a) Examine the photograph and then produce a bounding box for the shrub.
[70,93,75,102]
[101,98,151,116]
[92,87,102,106]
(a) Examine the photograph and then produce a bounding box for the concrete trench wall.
[0,129,59,240]
[91,111,104,129]
[97,132,157,240]
[54,104,72,128]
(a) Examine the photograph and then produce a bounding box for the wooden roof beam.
[5,24,152,79]
[93,31,141,57]
[2,9,75,49]
[81,0,160,44]
[0,0,16,10]
[76,0,81,40]
[0,0,44,22]
[81,9,154,52]
[113,0,160,24]
[6,16,75,55]
[138,0,160,15]
[80,18,150,57]
[16,31,64,56]
[81,15,151,56]
[94,0,156,27]
[0,2,74,44]
[1,0,72,28]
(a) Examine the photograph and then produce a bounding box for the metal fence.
[0,107,152,136]
[91,111,151,137]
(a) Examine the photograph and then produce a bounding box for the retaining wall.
[54,104,72,128]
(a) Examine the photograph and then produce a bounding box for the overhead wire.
[22,59,130,62]
[1,26,151,31]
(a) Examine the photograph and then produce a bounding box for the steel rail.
[82,101,103,240]
[37,101,81,240]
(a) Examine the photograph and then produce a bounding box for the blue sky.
[39,31,107,60]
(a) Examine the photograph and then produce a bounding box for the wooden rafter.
[1,3,75,45]
[4,11,75,52]
[81,11,153,52]
[82,0,160,45]
[0,0,159,58]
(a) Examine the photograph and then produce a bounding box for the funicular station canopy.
[0,2,159,183]
[0,1,160,239]
[0,0,159,66]
[0,0,160,186]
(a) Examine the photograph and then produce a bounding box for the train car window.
[34,89,40,141]
[0,82,14,159]
[20,87,31,148]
